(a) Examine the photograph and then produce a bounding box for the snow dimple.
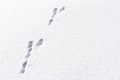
[20,67,25,73]
[27,41,33,49]
[59,6,65,12]
[27,48,32,53]
[22,61,27,68]
[20,60,28,73]
[35,38,43,47]
[25,53,30,58]
[48,19,53,25]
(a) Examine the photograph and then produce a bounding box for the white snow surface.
[0,0,120,80]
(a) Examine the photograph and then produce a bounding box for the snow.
[0,0,120,80]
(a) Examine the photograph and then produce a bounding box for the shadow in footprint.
[35,38,43,47]
[20,68,25,73]
[27,41,33,48]
[48,19,53,25]
[59,6,65,12]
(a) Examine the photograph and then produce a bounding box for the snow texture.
[0,0,120,80]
